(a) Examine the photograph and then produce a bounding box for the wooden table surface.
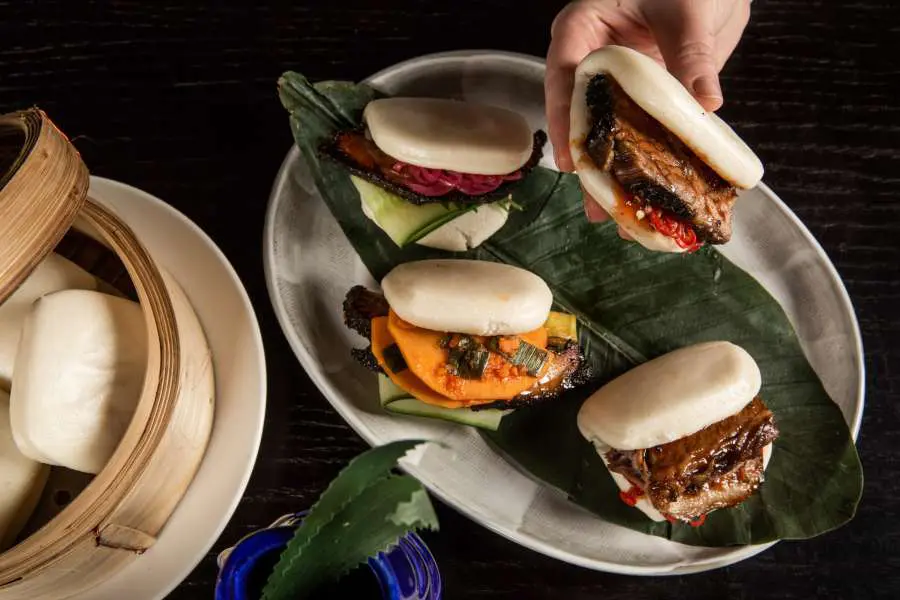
[2,1,897,598]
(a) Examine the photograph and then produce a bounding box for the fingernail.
[693,76,722,103]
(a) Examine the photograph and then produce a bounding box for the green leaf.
[263,475,438,600]
[277,72,863,547]
[261,439,433,599]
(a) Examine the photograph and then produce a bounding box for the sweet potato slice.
[387,310,549,401]
[371,316,469,408]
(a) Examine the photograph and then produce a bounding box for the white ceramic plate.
[66,177,267,599]
[263,51,864,575]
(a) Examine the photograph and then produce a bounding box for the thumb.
[647,0,723,111]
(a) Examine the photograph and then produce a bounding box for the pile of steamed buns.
[0,253,147,551]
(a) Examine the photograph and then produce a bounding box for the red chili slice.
[618,485,644,507]
[648,208,704,252]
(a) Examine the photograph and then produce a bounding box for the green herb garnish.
[261,440,439,600]
[508,341,548,376]
[486,336,548,376]
[446,336,490,379]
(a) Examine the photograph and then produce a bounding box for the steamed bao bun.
[381,259,553,336]
[576,341,772,522]
[576,341,762,450]
[358,97,536,253]
[10,289,148,475]
[1,388,49,551]
[0,253,98,391]
[568,45,764,253]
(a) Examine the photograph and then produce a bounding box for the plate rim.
[83,176,268,598]
[263,50,865,576]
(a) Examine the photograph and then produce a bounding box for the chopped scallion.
[447,344,490,379]
[509,341,548,376]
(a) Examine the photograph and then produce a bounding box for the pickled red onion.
[392,161,523,197]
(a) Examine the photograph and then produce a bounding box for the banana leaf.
[277,71,863,547]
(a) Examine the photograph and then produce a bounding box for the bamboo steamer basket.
[0,109,215,598]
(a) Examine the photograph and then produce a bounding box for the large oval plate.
[263,51,864,575]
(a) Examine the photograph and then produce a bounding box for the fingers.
[581,186,631,239]
[645,0,723,111]
[582,186,611,222]
[713,0,752,71]
[545,2,610,172]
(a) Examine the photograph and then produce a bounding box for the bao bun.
[576,341,762,450]
[0,254,98,390]
[10,290,148,474]
[381,259,552,336]
[364,97,534,175]
[1,389,48,550]
[568,46,764,253]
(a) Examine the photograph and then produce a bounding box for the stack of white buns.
[0,253,147,551]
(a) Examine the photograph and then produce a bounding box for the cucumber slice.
[544,311,578,340]
[352,176,475,246]
[415,202,510,252]
[378,374,410,404]
[384,399,509,431]
[377,375,510,431]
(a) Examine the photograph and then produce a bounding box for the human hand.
[545,0,751,225]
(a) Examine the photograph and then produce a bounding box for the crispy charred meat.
[342,286,590,408]
[585,74,737,244]
[320,128,547,206]
[343,285,389,339]
[604,397,779,521]
[471,339,592,411]
[343,285,390,373]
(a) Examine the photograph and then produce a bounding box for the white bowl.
[68,177,268,599]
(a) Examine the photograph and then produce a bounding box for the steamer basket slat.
[0,110,215,598]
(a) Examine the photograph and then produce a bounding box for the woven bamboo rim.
[0,111,214,597]
[0,109,88,305]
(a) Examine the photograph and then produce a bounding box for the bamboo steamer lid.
[0,108,88,301]
[0,109,215,598]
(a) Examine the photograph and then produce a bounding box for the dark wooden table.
[2,1,897,598]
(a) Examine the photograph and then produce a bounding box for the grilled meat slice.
[605,396,779,521]
[605,447,645,489]
[585,74,737,244]
[320,128,547,206]
[660,455,765,520]
[342,287,589,408]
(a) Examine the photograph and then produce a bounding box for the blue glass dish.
[214,512,442,599]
